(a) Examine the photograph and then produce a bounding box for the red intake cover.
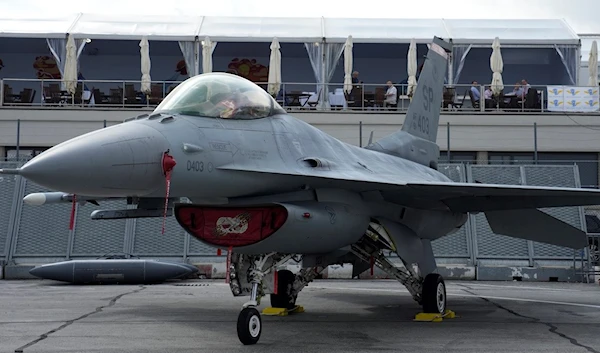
[174,205,288,247]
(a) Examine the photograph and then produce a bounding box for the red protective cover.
[175,205,288,247]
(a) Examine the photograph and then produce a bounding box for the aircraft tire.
[237,307,261,345]
[270,269,297,309]
[421,273,446,314]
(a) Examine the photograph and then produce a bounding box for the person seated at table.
[521,79,531,94]
[483,86,497,108]
[484,86,493,100]
[350,71,363,108]
[512,82,525,99]
[384,81,397,110]
[352,71,362,85]
[470,81,481,105]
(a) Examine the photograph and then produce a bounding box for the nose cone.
[20,122,169,197]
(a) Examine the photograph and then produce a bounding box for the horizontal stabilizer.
[484,209,587,249]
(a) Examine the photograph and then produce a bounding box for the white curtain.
[304,42,344,109]
[46,37,87,89]
[554,44,578,85]
[267,37,282,96]
[63,34,78,95]
[139,36,151,94]
[451,44,472,84]
[490,37,504,95]
[589,40,598,86]
[407,38,417,97]
[202,36,217,74]
[343,36,353,94]
[178,40,199,77]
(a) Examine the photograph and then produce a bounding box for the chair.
[468,89,480,109]
[442,87,455,110]
[524,88,540,111]
[305,89,321,109]
[374,87,385,109]
[450,90,468,111]
[19,89,32,105]
[3,85,13,104]
[125,84,138,105]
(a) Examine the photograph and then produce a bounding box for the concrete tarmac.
[1,279,600,353]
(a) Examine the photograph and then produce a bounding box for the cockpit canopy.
[154,73,286,119]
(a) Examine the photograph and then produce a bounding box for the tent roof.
[445,19,579,45]
[197,16,323,43]
[0,14,581,46]
[68,14,202,41]
[0,13,79,38]
[323,18,449,43]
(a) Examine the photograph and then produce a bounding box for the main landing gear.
[229,253,324,345]
[350,234,448,316]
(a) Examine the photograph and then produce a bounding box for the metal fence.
[4,78,592,114]
[0,162,589,276]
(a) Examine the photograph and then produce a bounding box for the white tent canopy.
[197,16,323,43]
[323,18,448,43]
[445,19,579,45]
[0,13,79,38]
[68,14,202,41]
[0,14,581,46]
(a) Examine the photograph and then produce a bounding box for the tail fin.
[365,37,452,167]
[401,36,452,142]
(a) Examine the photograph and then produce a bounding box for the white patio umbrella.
[490,37,504,95]
[202,36,214,74]
[139,36,151,95]
[63,34,78,96]
[267,37,281,96]
[589,40,598,86]
[407,38,417,97]
[343,35,353,94]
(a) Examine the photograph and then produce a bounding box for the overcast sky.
[2,0,599,34]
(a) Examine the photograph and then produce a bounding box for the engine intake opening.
[174,204,288,247]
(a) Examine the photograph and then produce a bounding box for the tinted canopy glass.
[154,73,285,119]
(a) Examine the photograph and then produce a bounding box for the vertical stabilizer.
[366,37,452,168]
[401,37,452,142]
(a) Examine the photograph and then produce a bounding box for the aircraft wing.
[397,181,600,212]
[220,166,597,249]
[219,165,600,212]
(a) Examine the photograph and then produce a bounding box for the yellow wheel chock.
[262,305,305,316]
[413,309,457,322]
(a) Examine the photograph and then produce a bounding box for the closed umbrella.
[343,35,353,94]
[490,37,504,95]
[589,40,598,86]
[202,36,214,74]
[63,34,78,96]
[140,36,151,95]
[267,37,281,96]
[407,38,417,97]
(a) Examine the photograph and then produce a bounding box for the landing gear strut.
[350,234,448,315]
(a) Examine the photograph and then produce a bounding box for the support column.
[0,146,5,160]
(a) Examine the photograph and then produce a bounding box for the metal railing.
[2,78,593,114]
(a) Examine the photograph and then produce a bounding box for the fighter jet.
[2,36,600,345]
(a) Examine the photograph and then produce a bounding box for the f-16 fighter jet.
[3,37,599,345]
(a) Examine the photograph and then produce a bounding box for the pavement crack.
[455,284,599,353]
[14,286,146,353]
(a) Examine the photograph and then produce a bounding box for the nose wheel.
[237,307,262,345]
